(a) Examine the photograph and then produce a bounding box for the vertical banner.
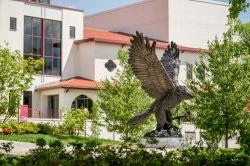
[19,105,28,122]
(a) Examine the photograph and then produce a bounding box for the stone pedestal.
[140,137,184,148]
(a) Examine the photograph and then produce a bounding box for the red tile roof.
[35,77,100,91]
[74,28,208,53]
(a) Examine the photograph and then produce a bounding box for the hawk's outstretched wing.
[129,32,174,99]
[161,42,180,86]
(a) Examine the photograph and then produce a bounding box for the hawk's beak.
[187,90,195,99]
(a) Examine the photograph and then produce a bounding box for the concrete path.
[0,140,36,155]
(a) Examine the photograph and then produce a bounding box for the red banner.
[19,105,28,122]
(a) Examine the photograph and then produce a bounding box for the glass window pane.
[33,18,41,36]
[186,64,193,80]
[53,40,61,57]
[53,58,61,75]
[70,26,75,38]
[33,37,41,56]
[23,91,32,108]
[10,17,17,31]
[45,20,53,38]
[53,21,61,39]
[24,16,32,35]
[45,39,52,57]
[24,35,32,55]
[44,57,52,75]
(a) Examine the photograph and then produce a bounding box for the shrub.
[0,122,67,135]
[0,140,249,166]
[36,123,54,134]
[52,125,67,135]
[239,123,250,154]
[2,128,13,135]
[35,138,47,148]
[21,122,39,134]
[0,122,39,134]
[63,108,89,135]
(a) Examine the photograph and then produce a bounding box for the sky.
[52,0,249,22]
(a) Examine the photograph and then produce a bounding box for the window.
[23,91,32,117]
[186,64,193,80]
[105,60,117,72]
[69,26,75,39]
[48,95,59,118]
[24,16,61,75]
[24,17,42,57]
[44,20,62,75]
[71,95,93,113]
[10,17,17,31]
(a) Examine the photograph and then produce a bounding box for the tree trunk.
[225,120,229,148]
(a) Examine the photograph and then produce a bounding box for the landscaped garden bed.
[0,121,120,145]
[0,139,249,166]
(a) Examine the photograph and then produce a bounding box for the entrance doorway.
[48,95,59,118]
[71,95,93,112]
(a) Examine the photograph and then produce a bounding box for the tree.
[97,49,154,140]
[0,46,42,121]
[90,102,102,138]
[228,0,249,20]
[187,22,250,148]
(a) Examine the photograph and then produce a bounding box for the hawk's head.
[177,85,194,100]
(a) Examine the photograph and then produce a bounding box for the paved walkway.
[0,140,36,155]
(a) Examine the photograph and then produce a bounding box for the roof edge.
[35,76,100,91]
[15,0,84,12]
[74,37,209,53]
[86,0,228,18]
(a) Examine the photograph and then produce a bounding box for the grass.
[0,134,121,145]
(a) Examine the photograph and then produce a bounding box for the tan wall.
[85,0,228,48]
[85,0,169,42]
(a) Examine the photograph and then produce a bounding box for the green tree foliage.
[90,102,101,138]
[187,22,250,148]
[228,0,249,19]
[0,46,42,120]
[97,49,154,140]
[63,108,89,135]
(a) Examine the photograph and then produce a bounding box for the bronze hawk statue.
[127,32,194,137]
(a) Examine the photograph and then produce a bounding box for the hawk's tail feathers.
[127,108,155,126]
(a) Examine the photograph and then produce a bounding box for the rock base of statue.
[140,137,183,148]
[139,129,184,148]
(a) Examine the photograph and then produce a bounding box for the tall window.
[24,17,42,58]
[186,64,193,80]
[69,26,75,39]
[10,17,17,31]
[48,95,59,119]
[24,16,61,75]
[44,20,61,75]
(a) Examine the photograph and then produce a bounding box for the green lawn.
[0,134,121,145]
